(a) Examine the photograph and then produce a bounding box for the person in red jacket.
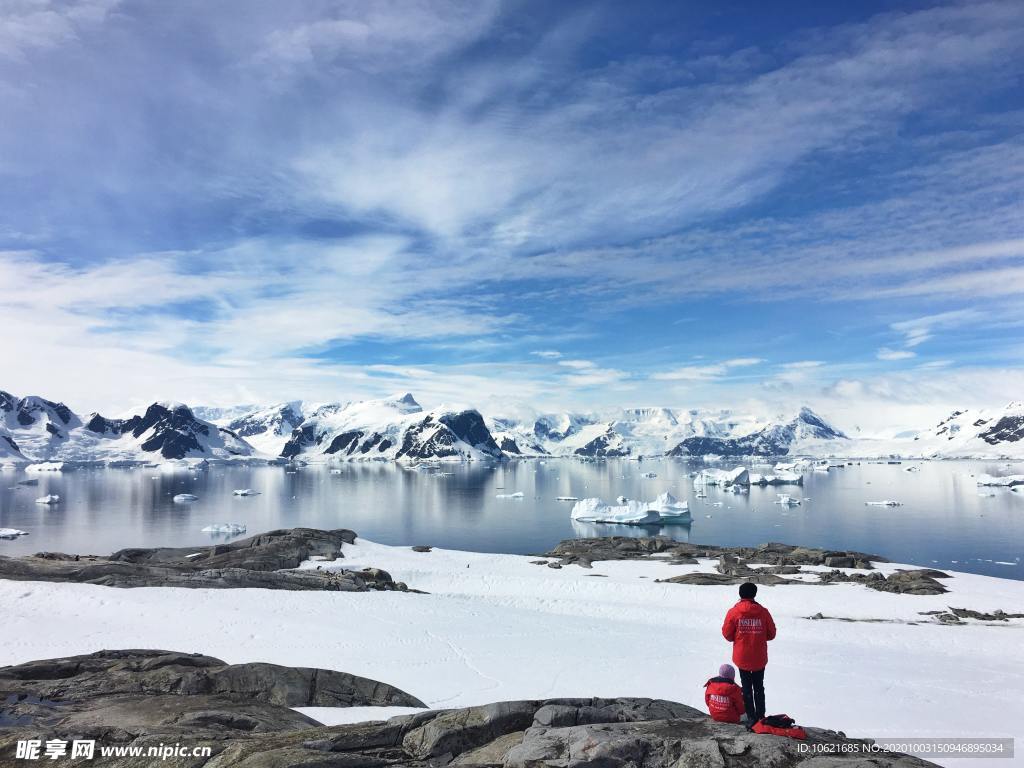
[703,663,745,723]
[722,582,776,724]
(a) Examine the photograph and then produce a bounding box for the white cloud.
[876,347,916,361]
[531,350,563,359]
[652,358,764,382]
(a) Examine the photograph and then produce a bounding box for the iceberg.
[35,494,61,505]
[570,498,660,525]
[750,471,804,486]
[173,493,199,503]
[201,522,247,534]
[647,492,691,521]
[555,496,579,501]
[26,462,65,473]
[571,492,690,525]
[976,474,1024,487]
[865,500,902,507]
[232,489,261,496]
[0,528,29,539]
[693,467,749,488]
[774,493,801,506]
[639,472,658,478]
[495,492,524,499]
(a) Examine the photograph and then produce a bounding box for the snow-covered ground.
[2,539,1022,766]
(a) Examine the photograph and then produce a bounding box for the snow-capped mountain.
[667,407,846,457]
[219,402,304,456]
[4,387,1019,464]
[0,392,255,463]
[488,406,809,458]
[279,393,504,462]
[907,402,1024,458]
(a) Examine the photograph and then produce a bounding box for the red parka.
[722,598,776,671]
[703,677,745,723]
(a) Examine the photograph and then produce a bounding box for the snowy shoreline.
[2,537,1022,766]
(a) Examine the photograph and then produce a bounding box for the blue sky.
[0,0,1022,430]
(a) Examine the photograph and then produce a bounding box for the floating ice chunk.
[201,522,247,534]
[616,495,628,504]
[0,528,29,539]
[26,462,64,473]
[495,492,524,499]
[173,493,199,503]
[232,489,261,496]
[774,494,801,506]
[330,469,343,475]
[35,494,61,505]
[646,492,690,521]
[555,496,579,501]
[864,500,902,506]
[571,492,690,525]
[976,474,1024,487]
[570,498,660,525]
[693,467,749,488]
[978,491,996,498]
[639,472,657,478]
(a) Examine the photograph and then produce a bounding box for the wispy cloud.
[0,0,1021,421]
[652,358,764,382]
[876,347,917,361]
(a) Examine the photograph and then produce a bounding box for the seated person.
[703,663,745,723]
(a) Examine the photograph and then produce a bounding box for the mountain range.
[1,389,1021,466]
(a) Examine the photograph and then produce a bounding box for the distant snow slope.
[219,402,304,456]
[0,391,255,463]
[279,393,504,462]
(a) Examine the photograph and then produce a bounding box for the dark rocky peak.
[11,395,75,427]
[397,392,421,409]
[0,391,15,413]
[124,402,207,439]
[118,402,214,459]
[793,407,845,439]
[228,402,304,438]
[439,410,499,451]
[84,413,128,435]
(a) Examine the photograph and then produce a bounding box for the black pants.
[738,667,765,721]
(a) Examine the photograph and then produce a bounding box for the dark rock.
[0,651,425,767]
[0,528,409,592]
[824,556,855,568]
[948,607,1024,621]
[0,650,425,712]
[542,538,883,570]
[412,546,433,553]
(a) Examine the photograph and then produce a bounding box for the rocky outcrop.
[543,537,883,570]
[817,568,951,595]
[0,689,934,767]
[0,650,425,766]
[0,528,409,592]
[542,537,951,594]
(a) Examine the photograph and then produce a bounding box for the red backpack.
[751,714,807,740]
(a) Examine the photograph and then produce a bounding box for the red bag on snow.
[752,714,807,740]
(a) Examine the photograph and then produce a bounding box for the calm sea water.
[1,459,1022,579]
